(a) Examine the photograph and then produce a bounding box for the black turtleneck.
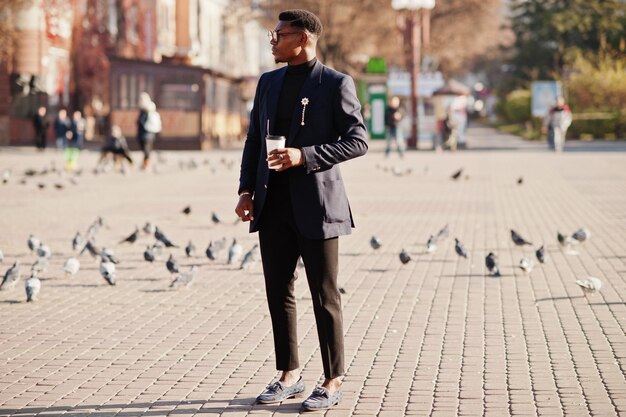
[274,57,317,137]
[269,57,317,188]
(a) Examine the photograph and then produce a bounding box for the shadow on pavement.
[0,398,305,416]
[535,295,585,302]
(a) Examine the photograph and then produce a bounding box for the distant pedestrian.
[443,105,458,152]
[542,97,572,153]
[65,111,85,171]
[53,109,71,149]
[98,125,133,172]
[384,96,405,157]
[33,106,48,150]
[137,92,161,170]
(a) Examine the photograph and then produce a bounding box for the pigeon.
[120,227,139,244]
[36,243,51,258]
[166,254,180,274]
[63,257,80,278]
[451,168,463,180]
[399,249,411,265]
[86,216,106,239]
[211,212,222,225]
[152,241,165,257]
[454,238,468,258]
[517,177,523,185]
[1,261,21,290]
[227,239,243,265]
[37,183,45,190]
[154,227,178,248]
[485,252,501,277]
[31,257,48,274]
[2,169,10,184]
[25,272,41,302]
[0,249,4,263]
[535,245,546,263]
[339,287,346,294]
[54,183,64,190]
[182,206,191,215]
[519,257,534,273]
[170,265,198,289]
[143,246,156,262]
[101,248,120,264]
[212,237,228,258]
[571,228,590,243]
[27,235,40,252]
[72,232,83,251]
[426,235,437,253]
[80,240,100,258]
[436,224,449,240]
[205,242,216,261]
[511,229,532,246]
[240,244,261,269]
[185,241,196,257]
[576,277,602,296]
[557,231,573,248]
[370,235,382,250]
[99,258,116,285]
[142,222,155,235]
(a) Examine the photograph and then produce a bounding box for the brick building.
[1,0,272,149]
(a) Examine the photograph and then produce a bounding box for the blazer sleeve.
[238,74,265,195]
[302,75,368,174]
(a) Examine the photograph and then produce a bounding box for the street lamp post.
[392,0,435,150]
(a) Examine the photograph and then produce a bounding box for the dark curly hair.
[278,9,323,37]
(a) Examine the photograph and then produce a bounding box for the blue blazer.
[238,60,368,239]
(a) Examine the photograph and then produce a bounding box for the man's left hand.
[269,148,304,172]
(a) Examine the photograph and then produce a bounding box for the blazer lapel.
[264,67,287,137]
[286,61,324,146]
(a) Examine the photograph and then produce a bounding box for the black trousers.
[258,183,345,379]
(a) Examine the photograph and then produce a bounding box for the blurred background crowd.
[0,0,624,152]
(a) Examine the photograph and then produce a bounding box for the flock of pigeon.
[374,224,600,298]
[0,161,604,303]
[0,211,262,302]
[368,166,603,299]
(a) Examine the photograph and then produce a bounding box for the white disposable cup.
[266,135,286,169]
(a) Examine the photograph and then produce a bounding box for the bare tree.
[259,0,504,76]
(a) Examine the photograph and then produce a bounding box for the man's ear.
[301,32,310,46]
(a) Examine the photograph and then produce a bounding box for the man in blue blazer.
[235,9,368,411]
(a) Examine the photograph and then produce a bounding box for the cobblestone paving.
[0,128,624,416]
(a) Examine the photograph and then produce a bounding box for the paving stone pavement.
[0,127,624,417]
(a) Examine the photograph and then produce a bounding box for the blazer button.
[264,184,267,189]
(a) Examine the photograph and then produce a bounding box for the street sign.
[531,81,562,117]
[387,71,443,97]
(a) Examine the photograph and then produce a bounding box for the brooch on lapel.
[300,97,310,126]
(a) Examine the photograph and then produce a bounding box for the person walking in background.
[53,109,71,149]
[443,104,458,152]
[32,106,48,150]
[542,96,572,152]
[65,110,85,171]
[136,92,161,170]
[235,9,367,411]
[384,96,405,157]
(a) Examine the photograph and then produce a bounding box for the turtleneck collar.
[287,57,317,74]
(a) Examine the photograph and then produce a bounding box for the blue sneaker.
[256,377,305,404]
[302,386,343,411]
